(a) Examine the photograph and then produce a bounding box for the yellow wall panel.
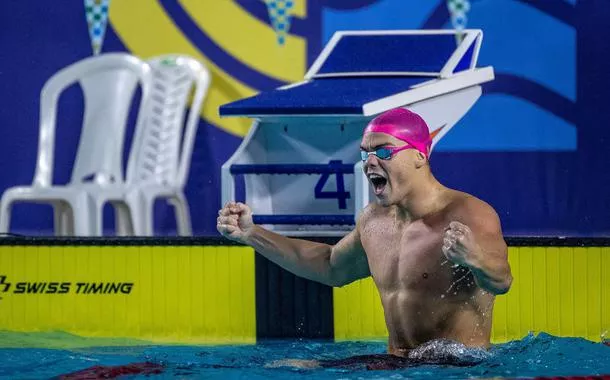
[0,245,256,347]
[1,243,607,346]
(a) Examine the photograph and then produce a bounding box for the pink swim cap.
[364,108,432,158]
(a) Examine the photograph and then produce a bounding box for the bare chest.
[360,217,451,291]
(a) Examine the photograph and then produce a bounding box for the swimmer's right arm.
[217,202,370,287]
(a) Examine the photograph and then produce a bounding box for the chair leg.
[168,193,192,236]
[65,204,75,235]
[113,202,134,236]
[70,195,96,236]
[141,196,154,236]
[127,193,154,236]
[53,202,71,236]
[92,199,106,237]
[53,203,62,235]
[0,198,12,234]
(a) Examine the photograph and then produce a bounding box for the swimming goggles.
[360,144,414,161]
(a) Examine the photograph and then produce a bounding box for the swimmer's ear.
[415,151,427,168]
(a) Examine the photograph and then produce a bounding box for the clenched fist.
[216,202,255,244]
[442,221,481,268]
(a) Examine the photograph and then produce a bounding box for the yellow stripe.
[333,246,610,343]
[0,245,256,347]
[179,0,306,83]
[505,247,521,339]
[518,247,534,334]
[291,0,306,18]
[203,245,218,337]
[109,0,255,137]
[531,247,546,335]
[333,277,387,340]
[546,247,561,336]
[600,247,610,340]
[574,247,588,338]
[559,247,574,336]
[586,247,601,341]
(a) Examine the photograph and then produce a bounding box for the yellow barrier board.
[0,245,256,346]
[1,244,607,346]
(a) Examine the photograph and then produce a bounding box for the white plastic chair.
[0,53,152,236]
[118,54,211,236]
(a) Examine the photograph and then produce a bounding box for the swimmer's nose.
[364,152,380,168]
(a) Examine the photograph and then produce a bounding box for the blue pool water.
[0,332,609,379]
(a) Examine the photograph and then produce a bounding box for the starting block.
[219,29,494,236]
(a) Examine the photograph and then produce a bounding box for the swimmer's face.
[360,132,425,206]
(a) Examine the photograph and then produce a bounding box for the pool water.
[0,332,609,379]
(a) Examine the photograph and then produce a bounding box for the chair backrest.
[33,53,152,187]
[126,55,210,188]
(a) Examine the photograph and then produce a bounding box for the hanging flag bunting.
[447,0,471,43]
[84,0,111,55]
[264,0,295,46]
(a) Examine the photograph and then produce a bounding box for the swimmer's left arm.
[443,199,513,295]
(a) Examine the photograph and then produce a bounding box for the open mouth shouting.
[368,173,388,195]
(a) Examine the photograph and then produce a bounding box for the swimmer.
[217,108,512,368]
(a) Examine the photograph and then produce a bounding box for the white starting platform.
[219,29,494,237]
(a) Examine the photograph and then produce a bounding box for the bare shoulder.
[452,191,498,216]
[446,191,502,232]
[355,202,387,231]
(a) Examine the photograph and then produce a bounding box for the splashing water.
[406,338,491,365]
[445,268,471,294]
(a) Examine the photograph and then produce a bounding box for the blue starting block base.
[253,215,355,225]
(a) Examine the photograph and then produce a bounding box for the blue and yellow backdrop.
[0,0,606,237]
